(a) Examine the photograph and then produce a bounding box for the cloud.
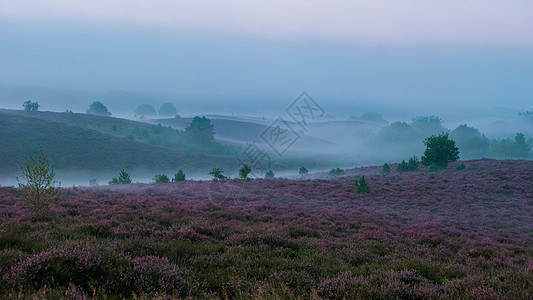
[1,0,532,46]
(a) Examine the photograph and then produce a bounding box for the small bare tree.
[17,147,59,208]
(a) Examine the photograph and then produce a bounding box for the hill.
[0,159,532,298]
[0,109,235,178]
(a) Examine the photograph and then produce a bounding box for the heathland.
[1,159,532,299]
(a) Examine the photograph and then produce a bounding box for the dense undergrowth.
[1,159,532,299]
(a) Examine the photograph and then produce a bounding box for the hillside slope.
[0,110,232,176]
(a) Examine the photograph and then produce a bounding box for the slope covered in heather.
[1,159,532,298]
[0,109,234,176]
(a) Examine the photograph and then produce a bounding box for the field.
[1,159,532,299]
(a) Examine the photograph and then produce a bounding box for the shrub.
[17,147,59,208]
[396,156,419,172]
[239,164,252,181]
[209,168,228,180]
[265,170,275,179]
[154,174,170,183]
[23,100,39,112]
[354,176,370,193]
[299,166,308,177]
[382,163,391,173]
[109,169,132,184]
[173,170,186,182]
[421,133,460,168]
[328,168,345,177]
[456,163,466,171]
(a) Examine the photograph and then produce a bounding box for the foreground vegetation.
[1,159,532,299]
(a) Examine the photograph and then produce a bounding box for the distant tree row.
[135,103,178,118]
[377,116,531,160]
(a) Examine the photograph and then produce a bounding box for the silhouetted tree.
[185,116,215,145]
[87,101,111,116]
[23,100,39,112]
[449,124,489,159]
[159,103,177,116]
[135,104,157,116]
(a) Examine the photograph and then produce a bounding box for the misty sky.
[1,0,532,111]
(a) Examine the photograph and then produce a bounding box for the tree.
[185,116,215,145]
[159,103,177,116]
[23,100,39,112]
[421,133,460,168]
[265,170,275,179]
[354,176,370,193]
[411,115,446,135]
[173,170,186,182]
[488,133,531,159]
[135,104,157,116]
[109,169,132,184]
[299,166,308,177]
[87,101,111,116]
[154,174,170,183]
[209,168,228,180]
[17,147,59,208]
[382,163,390,173]
[449,124,489,159]
[239,164,252,181]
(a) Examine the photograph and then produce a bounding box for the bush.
[209,168,228,180]
[421,133,460,168]
[265,170,275,179]
[299,166,308,177]
[173,170,186,182]
[23,100,39,112]
[239,164,252,181]
[109,170,132,184]
[154,174,170,183]
[354,176,370,193]
[456,163,466,171]
[382,163,390,173]
[396,156,419,172]
[17,147,59,208]
[328,168,345,177]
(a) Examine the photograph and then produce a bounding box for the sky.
[1,0,532,113]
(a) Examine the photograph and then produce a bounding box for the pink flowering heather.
[0,159,532,298]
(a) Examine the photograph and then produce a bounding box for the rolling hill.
[0,109,235,178]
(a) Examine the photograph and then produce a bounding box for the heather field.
[1,159,533,299]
